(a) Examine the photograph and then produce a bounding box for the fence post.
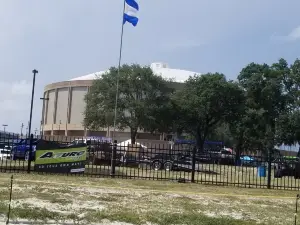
[27,134,33,173]
[110,140,117,178]
[191,145,197,183]
[267,148,272,189]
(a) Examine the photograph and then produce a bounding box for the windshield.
[20,139,38,145]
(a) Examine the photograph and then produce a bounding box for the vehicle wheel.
[274,169,283,178]
[163,161,173,171]
[25,151,30,161]
[151,161,162,171]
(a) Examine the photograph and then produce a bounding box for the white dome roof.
[70,63,200,83]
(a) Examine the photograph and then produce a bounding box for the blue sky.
[0,0,300,133]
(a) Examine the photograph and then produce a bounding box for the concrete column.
[44,91,49,124]
[83,86,90,136]
[53,88,58,124]
[65,83,72,136]
[67,83,72,124]
[65,122,68,136]
[51,124,54,136]
[41,92,46,126]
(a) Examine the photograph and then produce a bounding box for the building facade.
[41,63,200,140]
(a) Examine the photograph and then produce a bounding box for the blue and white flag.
[123,0,139,26]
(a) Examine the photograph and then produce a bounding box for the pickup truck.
[11,138,38,161]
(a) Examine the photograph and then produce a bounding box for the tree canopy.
[84,58,300,154]
[84,64,173,143]
[172,73,245,151]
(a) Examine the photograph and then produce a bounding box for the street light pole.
[28,69,38,138]
[27,69,38,173]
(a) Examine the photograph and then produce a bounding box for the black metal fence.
[0,133,300,190]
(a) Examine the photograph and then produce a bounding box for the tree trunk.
[130,129,137,144]
[234,133,244,163]
[195,135,205,152]
[235,143,242,164]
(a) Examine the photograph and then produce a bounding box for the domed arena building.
[41,63,200,140]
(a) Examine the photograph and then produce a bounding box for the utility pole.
[20,123,24,137]
[2,124,8,134]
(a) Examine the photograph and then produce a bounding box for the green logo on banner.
[35,148,87,165]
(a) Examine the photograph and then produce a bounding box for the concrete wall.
[70,86,88,124]
[55,88,69,124]
[46,90,56,124]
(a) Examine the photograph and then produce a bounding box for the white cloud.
[271,26,300,42]
[287,26,300,41]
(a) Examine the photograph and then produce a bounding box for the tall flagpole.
[112,0,126,141]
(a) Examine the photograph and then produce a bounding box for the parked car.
[274,157,300,178]
[87,141,116,165]
[194,149,234,165]
[240,155,256,166]
[216,150,235,165]
[0,146,11,160]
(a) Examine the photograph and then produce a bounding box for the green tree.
[276,113,297,146]
[84,64,173,143]
[229,107,267,159]
[275,58,300,147]
[237,59,294,153]
[173,73,245,151]
[207,123,234,147]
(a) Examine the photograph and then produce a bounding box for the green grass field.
[0,173,298,224]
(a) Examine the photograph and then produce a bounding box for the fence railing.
[0,133,300,190]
